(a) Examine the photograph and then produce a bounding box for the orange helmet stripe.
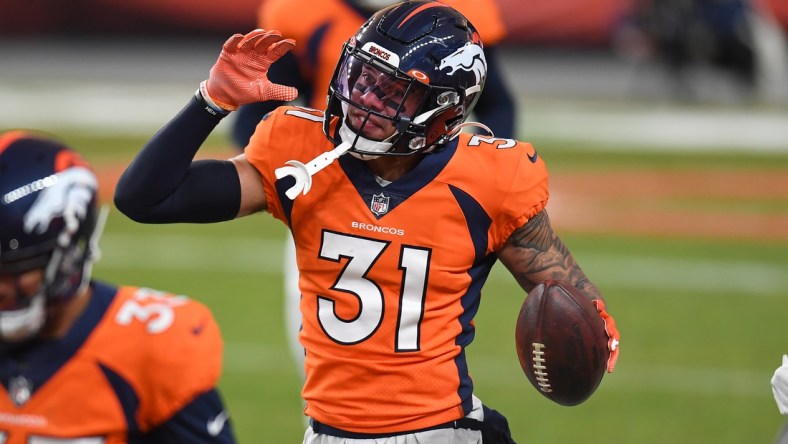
[54,149,90,172]
[0,130,29,157]
[398,3,447,29]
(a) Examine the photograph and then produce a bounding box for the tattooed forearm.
[508,211,563,256]
[499,210,602,300]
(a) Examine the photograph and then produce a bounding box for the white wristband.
[197,81,231,116]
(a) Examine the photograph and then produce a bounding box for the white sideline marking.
[580,253,787,296]
[98,233,282,273]
[489,253,787,296]
[473,355,773,397]
[522,103,788,152]
[98,233,786,295]
[604,365,772,397]
[2,83,787,151]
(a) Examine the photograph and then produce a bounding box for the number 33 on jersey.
[0,283,227,443]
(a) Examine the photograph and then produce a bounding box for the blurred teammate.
[616,0,787,102]
[773,355,788,443]
[231,0,518,375]
[0,130,236,443]
[776,355,788,414]
[114,2,620,442]
[232,0,515,147]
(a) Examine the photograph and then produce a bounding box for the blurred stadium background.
[2,0,788,442]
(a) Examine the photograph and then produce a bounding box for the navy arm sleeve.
[113,96,242,224]
[230,51,311,149]
[474,45,518,140]
[143,389,237,443]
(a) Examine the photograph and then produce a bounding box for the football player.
[231,0,518,378]
[0,130,236,443]
[114,2,620,442]
[775,355,788,415]
[773,355,788,443]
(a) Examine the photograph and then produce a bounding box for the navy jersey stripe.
[448,183,496,416]
[100,363,141,435]
[275,175,297,227]
[307,22,332,77]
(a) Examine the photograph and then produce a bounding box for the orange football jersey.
[0,282,229,443]
[246,106,548,433]
[258,0,506,110]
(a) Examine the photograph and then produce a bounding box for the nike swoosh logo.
[527,150,538,163]
[192,319,207,335]
[207,411,229,436]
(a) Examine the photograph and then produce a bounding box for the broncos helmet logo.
[23,166,97,245]
[438,42,487,85]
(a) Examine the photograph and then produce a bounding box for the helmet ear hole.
[437,91,459,107]
[408,137,426,151]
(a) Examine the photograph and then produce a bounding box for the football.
[515,280,608,406]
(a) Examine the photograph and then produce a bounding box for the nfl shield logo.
[370,193,390,216]
[9,375,32,407]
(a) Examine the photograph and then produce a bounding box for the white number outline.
[467,135,516,149]
[115,288,187,334]
[284,107,323,122]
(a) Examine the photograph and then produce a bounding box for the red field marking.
[548,170,788,241]
[94,162,788,241]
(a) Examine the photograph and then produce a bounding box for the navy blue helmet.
[0,131,100,342]
[325,0,488,158]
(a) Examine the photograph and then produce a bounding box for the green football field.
[59,129,788,443]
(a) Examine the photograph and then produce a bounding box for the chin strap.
[448,121,493,140]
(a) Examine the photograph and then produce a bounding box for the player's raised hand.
[202,29,298,111]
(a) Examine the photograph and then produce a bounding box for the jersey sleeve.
[244,106,330,226]
[245,108,285,223]
[244,107,295,225]
[489,141,549,251]
[102,287,226,433]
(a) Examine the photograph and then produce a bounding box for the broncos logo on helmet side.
[438,42,487,85]
[23,167,97,245]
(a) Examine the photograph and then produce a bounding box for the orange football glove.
[592,299,620,373]
[202,29,299,111]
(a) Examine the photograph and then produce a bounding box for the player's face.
[348,65,424,140]
[0,268,43,311]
